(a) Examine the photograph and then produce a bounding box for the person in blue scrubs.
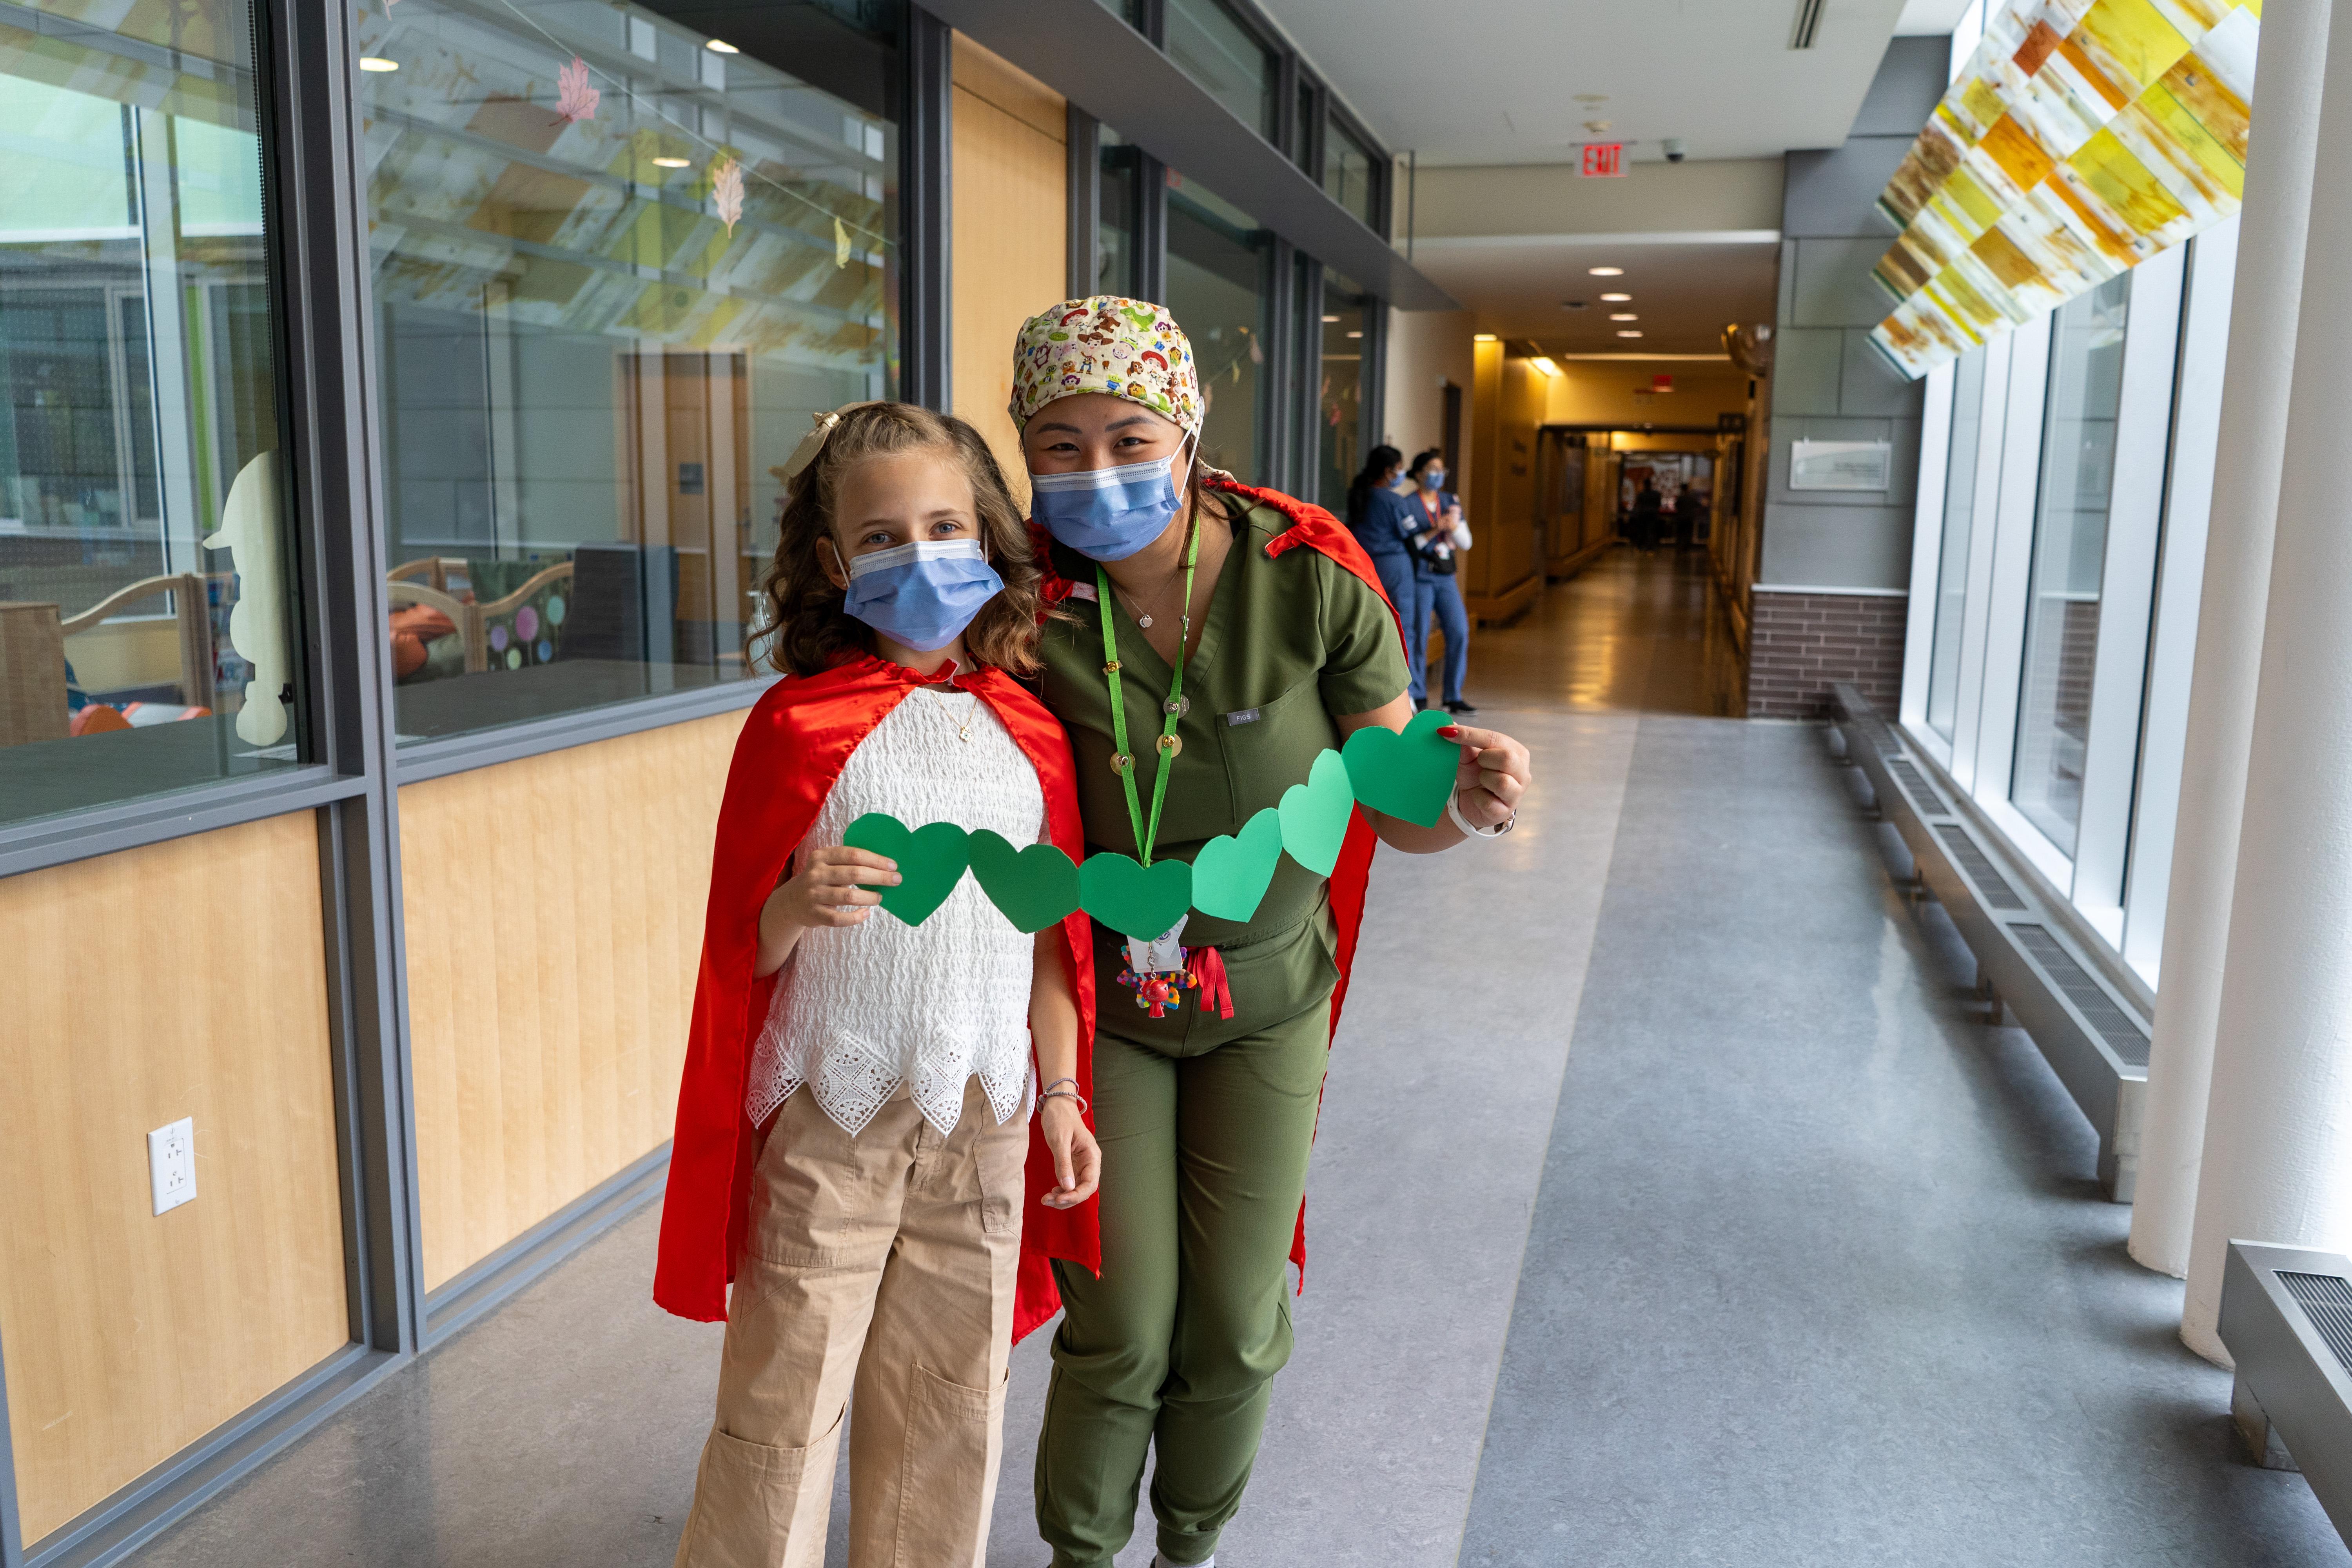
[1343,446,1416,633]
[1402,449,1474,712]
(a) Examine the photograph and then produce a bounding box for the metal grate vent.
[1888,759,1947,815]
[1933,823,2027,911]
[2010,924,2152,1067]
[1853,711,1902,755]
[2281,1272,2352,1374]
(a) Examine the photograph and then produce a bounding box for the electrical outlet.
[148,1118,196,1216]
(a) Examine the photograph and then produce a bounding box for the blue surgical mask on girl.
[840,538,1004,652]
[1028,444,1198,562]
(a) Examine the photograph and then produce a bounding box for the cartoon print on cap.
[1009,296,1202,437]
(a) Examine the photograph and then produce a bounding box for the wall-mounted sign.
[1789,439,1892,492]
[1580,143,1624,178]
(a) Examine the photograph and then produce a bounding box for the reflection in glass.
[1318,275,1369,514]
[1165,0,1275,140]
[1926,345,1987,739]
[0,0,302,828]
[1098,129,1140,299]
[1165,175,1271,483]
[1324,120,1377,228]
[2014,274,2130,856]
[361,0,898,744]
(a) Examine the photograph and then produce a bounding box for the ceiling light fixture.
[1589,266,1624,276]
[1474,333,1498,342]
[1345,330,1363,339]
[1321,314,1340,323]
[1601,292,1632,302]
[706,38,740,53]
[359,56,398,71]
[652,156,692,168]
[1611,313,1639,321]
[1529,356,1562,377]
[1618,330,1644,338]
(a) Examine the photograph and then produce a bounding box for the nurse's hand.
[1439,723,1530,829]
[1039,1097,1101,1208]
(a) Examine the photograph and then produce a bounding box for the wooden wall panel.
[401,710,745,1289]
[950,34,1067,510]
[0,812,348,1543]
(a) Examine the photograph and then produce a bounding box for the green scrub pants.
[1035,918,1336,1568]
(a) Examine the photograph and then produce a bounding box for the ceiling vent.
[1790,0,1826,48]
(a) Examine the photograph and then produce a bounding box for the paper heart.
[968,830,1081,933]
[1341,708,1461,828]
[1079,853,1194,940]
[841,813,969,926]
[1189,807,1283,922]
[1277,750,1355,877]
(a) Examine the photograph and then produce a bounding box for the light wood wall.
[0,812,348,1543]
[1463,344,1546,622]
[950,34,1067,511]
[400,710,745,1290]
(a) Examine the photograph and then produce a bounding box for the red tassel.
[1188,946,1235,1020]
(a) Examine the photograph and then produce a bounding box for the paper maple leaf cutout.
[834,216,851,268]
[711,157,745,233]
[554,56,599,125]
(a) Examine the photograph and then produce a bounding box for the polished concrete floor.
[131,549,2343,1565]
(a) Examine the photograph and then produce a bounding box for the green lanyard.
[1097,516,1201,866]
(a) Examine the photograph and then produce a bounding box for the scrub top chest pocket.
[1216,678,1338,824]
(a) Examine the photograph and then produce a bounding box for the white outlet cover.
[149,1118,196,1216]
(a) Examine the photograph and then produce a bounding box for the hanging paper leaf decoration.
[554,56,599,125]
[711,157,745,234]
[835,216,852,269]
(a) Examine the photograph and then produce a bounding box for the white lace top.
[744,684,1044,1137]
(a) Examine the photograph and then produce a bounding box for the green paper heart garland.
[968,829,1082,933]
[824,722,1470,933]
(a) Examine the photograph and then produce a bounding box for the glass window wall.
[2012,274,2130,858]
[1165,0,1276,142]
[1165,174,1272,483]
[1098,129,1141,299]
[1317,274,1369,515]
[1925,346,1987,739]
[1324,119,1377,229]
[359,0,897,745]
[0,0,304,828]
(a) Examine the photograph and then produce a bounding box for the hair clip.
[779,400,886,486]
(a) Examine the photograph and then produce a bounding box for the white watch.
[1447,789,1516,839]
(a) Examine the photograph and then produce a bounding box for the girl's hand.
[1038,1096,1100,1209]
[765,845,899,931]
[1440,723,1531,829]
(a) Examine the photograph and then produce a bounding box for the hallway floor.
[129,549,2344,1566]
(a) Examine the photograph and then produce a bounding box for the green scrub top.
[1039,498,1411,958]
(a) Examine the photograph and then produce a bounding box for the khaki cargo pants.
[674,1078,1027,1568]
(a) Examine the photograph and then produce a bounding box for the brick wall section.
[1747,590,1908,719]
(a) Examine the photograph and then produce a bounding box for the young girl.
[655,402,1101,1568]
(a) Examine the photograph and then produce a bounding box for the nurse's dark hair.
[1406,448,1445,479]
[759,403,1047,679]
[1345,444,1404,528]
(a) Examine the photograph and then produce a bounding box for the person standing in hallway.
[1343,444,1418,633]
[655,403,1103,1568]
[1405,448,1475,714]
[1631,477,1664,552]
[1009,296,1534,1568]
[1672,481,1706,551]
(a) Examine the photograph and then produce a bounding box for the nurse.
[1009,297,1534,1568]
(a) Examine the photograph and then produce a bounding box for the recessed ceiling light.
[1345,330,1363,339]
[652,156,692,168]
[1474,333,1498,342]
[1589,266,1624,276]
[1601,292,1632,302]
[1611,313,1639,321]
[1617,330,1644,338]
[359,56,398,71]
[1321,314,1340,323]
[706,38,739,53]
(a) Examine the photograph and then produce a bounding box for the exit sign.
[1581,142,1625,178]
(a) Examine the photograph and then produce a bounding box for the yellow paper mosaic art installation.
[1869,0,2261,377]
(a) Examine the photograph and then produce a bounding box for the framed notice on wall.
[1789,439,1892,492]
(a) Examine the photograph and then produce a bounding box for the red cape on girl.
[1036,472,1402,1285]
[652,652,1098,1342]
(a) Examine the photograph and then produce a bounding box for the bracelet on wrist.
[1447,788,1517,839]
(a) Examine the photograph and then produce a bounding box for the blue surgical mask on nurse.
[1029,444,1198,562]
[839,538,1004,652]
[1420,466,1446,491]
